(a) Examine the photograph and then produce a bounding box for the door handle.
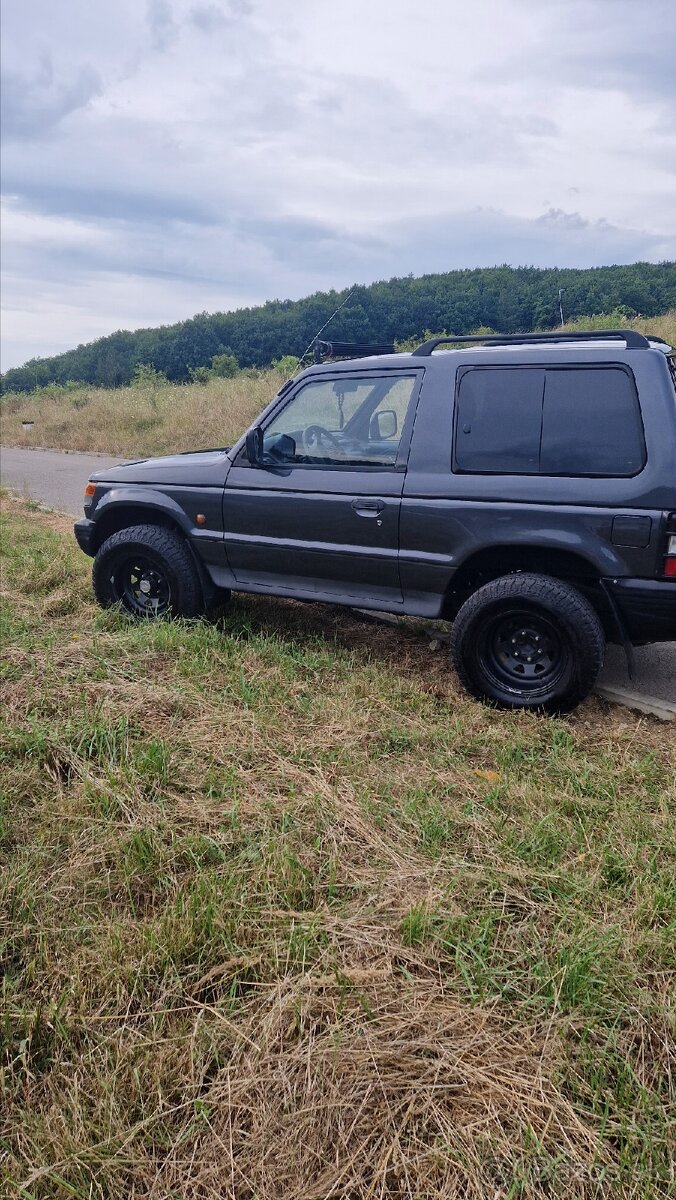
[352,498,385,518]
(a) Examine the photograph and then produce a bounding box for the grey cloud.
[253,72,559,171]
[384,207,674,276]
[11,198,673,304]
[506,0,676,106]
[146,0,178,50]
[1,103,241,229]
[535,209,594,232]
[2,56,101,139]
[520,115,558,137]
[226,87,303,138]
[241,215,346,248]
[555,47,676,107]
[8,183,218,227]
[190,1,253,32]
[238,215,382,277]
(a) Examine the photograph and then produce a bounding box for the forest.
[3,260,675,392]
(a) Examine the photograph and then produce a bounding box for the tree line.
[3,261,675,392]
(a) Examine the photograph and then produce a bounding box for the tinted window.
[541,368,644,475]
[454,364,644,476]
[455,368,544,472]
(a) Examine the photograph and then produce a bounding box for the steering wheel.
[303,424,344,451]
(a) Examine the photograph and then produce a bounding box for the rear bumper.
[606,577,676,643]
[74,517,96,557]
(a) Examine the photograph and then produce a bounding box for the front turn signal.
[84,482,96,498]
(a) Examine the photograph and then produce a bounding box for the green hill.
[3,260,675,392]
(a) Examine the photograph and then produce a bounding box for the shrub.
[210,353,239,378]
[131,363,168,389]
[188,365,212,385]
[272,354,301,376]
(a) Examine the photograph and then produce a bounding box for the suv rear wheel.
[93,524,204,618]
[450,573,605,713]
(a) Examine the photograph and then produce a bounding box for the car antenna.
[298,290,356,367]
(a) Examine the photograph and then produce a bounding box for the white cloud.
[1,0,674,369]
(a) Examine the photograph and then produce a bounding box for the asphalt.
[0,445,127,517]
[2,445,674,715]
[595,643,675,714]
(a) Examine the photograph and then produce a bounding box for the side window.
[454,368,544,472]
[541,368,645,475]
[262,374,417,467]
[369,375,417,434]
[454,364,645,476]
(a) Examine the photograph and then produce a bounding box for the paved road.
[1,445,127,518]
[598,642,675,711]
[2,445,674,714]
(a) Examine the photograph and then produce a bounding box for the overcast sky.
[2,0,675,369]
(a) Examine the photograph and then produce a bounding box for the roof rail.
[314,339,395,362]
[411,329,651,356]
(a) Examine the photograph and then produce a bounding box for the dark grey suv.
[75,330,676,713]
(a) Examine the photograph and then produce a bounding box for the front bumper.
[606,577,676,643]
[74,517,96,556]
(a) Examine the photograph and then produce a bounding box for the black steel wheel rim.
[111,554,172,616]
[476,606,568,695]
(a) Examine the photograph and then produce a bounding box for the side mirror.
[370,409,398,440]
[245,426,263,464]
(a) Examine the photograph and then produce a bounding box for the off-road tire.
[93,524,204,618]
[450,573,605,714]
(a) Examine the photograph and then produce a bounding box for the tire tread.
[450,572,605,713]
[93,524,204,617]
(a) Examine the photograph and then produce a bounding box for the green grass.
[1,497,674,1198]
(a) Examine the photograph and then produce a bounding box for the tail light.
[664,512,676,578]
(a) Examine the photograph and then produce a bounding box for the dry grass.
[1,494,675,1198]
[0,371,279,459]
[2,312,674,461]
[560,310,676,343]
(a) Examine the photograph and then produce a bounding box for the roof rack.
[314,339,395,362]
[412,329,651,356]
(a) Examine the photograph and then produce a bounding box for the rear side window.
[454,365,645,476]
[541,368,644,475]
[454,368,543,473]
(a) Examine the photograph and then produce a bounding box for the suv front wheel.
[93,524,205,618]
[450,573,605,714]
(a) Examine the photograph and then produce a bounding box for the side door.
[222,369,422,605]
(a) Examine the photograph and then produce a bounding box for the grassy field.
[0,369,277,460]
[2,311,674,461]
[1,494,674,1198]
